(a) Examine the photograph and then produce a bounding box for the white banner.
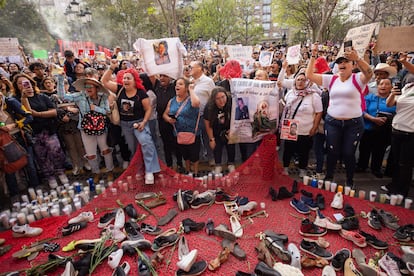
[228,78,279,143]
[224,45,255,73]
[133,37,187,80]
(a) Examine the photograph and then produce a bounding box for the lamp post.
[64,0,92,41]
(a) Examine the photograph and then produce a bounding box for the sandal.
[208,247,231,271]
[255,240,273,268]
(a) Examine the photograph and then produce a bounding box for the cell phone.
[394,80,402,91]
[22,80,31,89]
[344,40,352,51]
[168,114,176,119]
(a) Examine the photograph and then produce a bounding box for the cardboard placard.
[375,26,414,52]
[337,23,379,58]
[0,37,20,56]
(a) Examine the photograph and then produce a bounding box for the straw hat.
[72,78,109,94]
[374,63,397,78]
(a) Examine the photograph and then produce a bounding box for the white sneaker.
[330,192,344,209]
[68,211,94,224]
[299,169,307,178]
[62,261,75,276]
[176,249,198,272]
[58,173,69,184]
[237,201,258,216]
[48,177,58,189]
[288,243,301,270]
[228,164,236,172]
[114,208,125,229]
[321,265,336,276]
[12,224,43,238]
[282,167,289,176]
[122,161,129,170]
[145,173,154,185]
[108,248,123,269]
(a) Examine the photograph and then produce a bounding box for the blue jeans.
[120,120,160,174]
[325,114,364,186]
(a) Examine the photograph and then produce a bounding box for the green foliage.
[0,0,56,52]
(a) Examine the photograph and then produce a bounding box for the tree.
[189,0,238,44]
[357,0,414,26]
[273,0,342,42]
[232,0,264,45]
[0,0,56,52]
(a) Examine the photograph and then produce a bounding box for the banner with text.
[337,23,379,58]
[229,78,279,144]
[0,37,22,64]
[223,45,255,74]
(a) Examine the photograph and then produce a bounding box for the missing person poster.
[133,37,187,79]
[228,78,279,143]
[280,119,299,141]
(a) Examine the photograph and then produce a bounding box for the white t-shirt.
[193,74,215,115]
[322,73,364,119]
[284,91,323,135]
[392,84,414,133]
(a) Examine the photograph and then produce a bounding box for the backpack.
[0,128,28,174]
[329,73,369,111]
[80,96,106,136]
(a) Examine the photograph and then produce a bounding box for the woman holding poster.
[306,43,373,187]
[280,72,323,177]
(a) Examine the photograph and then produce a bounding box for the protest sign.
[259,51,274,67]
[133,37,187,80]
[286,44,301,65]
[228,78,279,143]
[280,119,299,141]
[375,26,414,52]
[337,23,379,58]
[32,49,48,59]
[0,38,20,56]
[224,45,254,73]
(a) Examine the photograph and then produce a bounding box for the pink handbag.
[173,97,200,145]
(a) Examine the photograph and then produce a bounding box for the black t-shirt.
[28,93,57,134]
[204,105,230,138]
[116,84,148,121]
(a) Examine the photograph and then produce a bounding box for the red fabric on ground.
[0,134,413,275]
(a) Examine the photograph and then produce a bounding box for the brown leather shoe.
[208,247,231,271]
[301,255,329,268]
[255,240,273,268]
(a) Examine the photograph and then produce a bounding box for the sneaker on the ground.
[114,208,125,229]
[301,195,318,210]
[68,211,94,224]
[145,173,154,185]
[359,231,388,250]
[378,209,400,230]
[330,192,343,209]
[378,253,401,276]
[278,186,293,199]
[191,192,215,209]
[393,224,414,242]
[290,198,310,214]
[12,224,43,238]
[367,209,382,230]
[314,210,341,231]
[387,252,409,275]
[98,211,117,228]
[316,194,325,210]
[264,236,291,262]
[331,248,351,271]
[299,239,333,260]
[62,221,87,236]
[300,219,327,237]
[339,229,367,247]
[340,217,359,230]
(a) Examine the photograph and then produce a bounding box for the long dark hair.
[12,73,40,99]
[206,86,232,127]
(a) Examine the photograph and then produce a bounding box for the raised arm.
[101,59,119,93]
[306,44,323,86]
[346,49,373,84]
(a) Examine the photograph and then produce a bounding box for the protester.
[163,78,201,175]
[204,86,235,174]
[306,44,373,187]
[13,73,68,188]
[102,60,160,184]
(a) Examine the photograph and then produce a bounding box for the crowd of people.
[0,41,413,205]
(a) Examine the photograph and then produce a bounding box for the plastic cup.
[390,195,398,205]
[350,189,356,197]
[17,213,26,225]
[404,198,413,209]
[369,191,377,202]
[358,190,366,200]
[324,181,331,191]
[344,186,351,196]
[379,194,387,203]
[26,214,35,224]
[303,176,310,185]
[337,185,343,193]
[396,194,404,205]
[330,182,337,193]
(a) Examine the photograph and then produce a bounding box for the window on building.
[263,23,270,31]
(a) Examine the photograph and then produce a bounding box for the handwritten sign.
[0,38,20,56]
[376,26,414,52]
[337,23,379,58]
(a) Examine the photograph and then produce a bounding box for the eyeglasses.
[84,84,96,89]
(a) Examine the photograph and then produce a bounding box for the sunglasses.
[84,84,96,89]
